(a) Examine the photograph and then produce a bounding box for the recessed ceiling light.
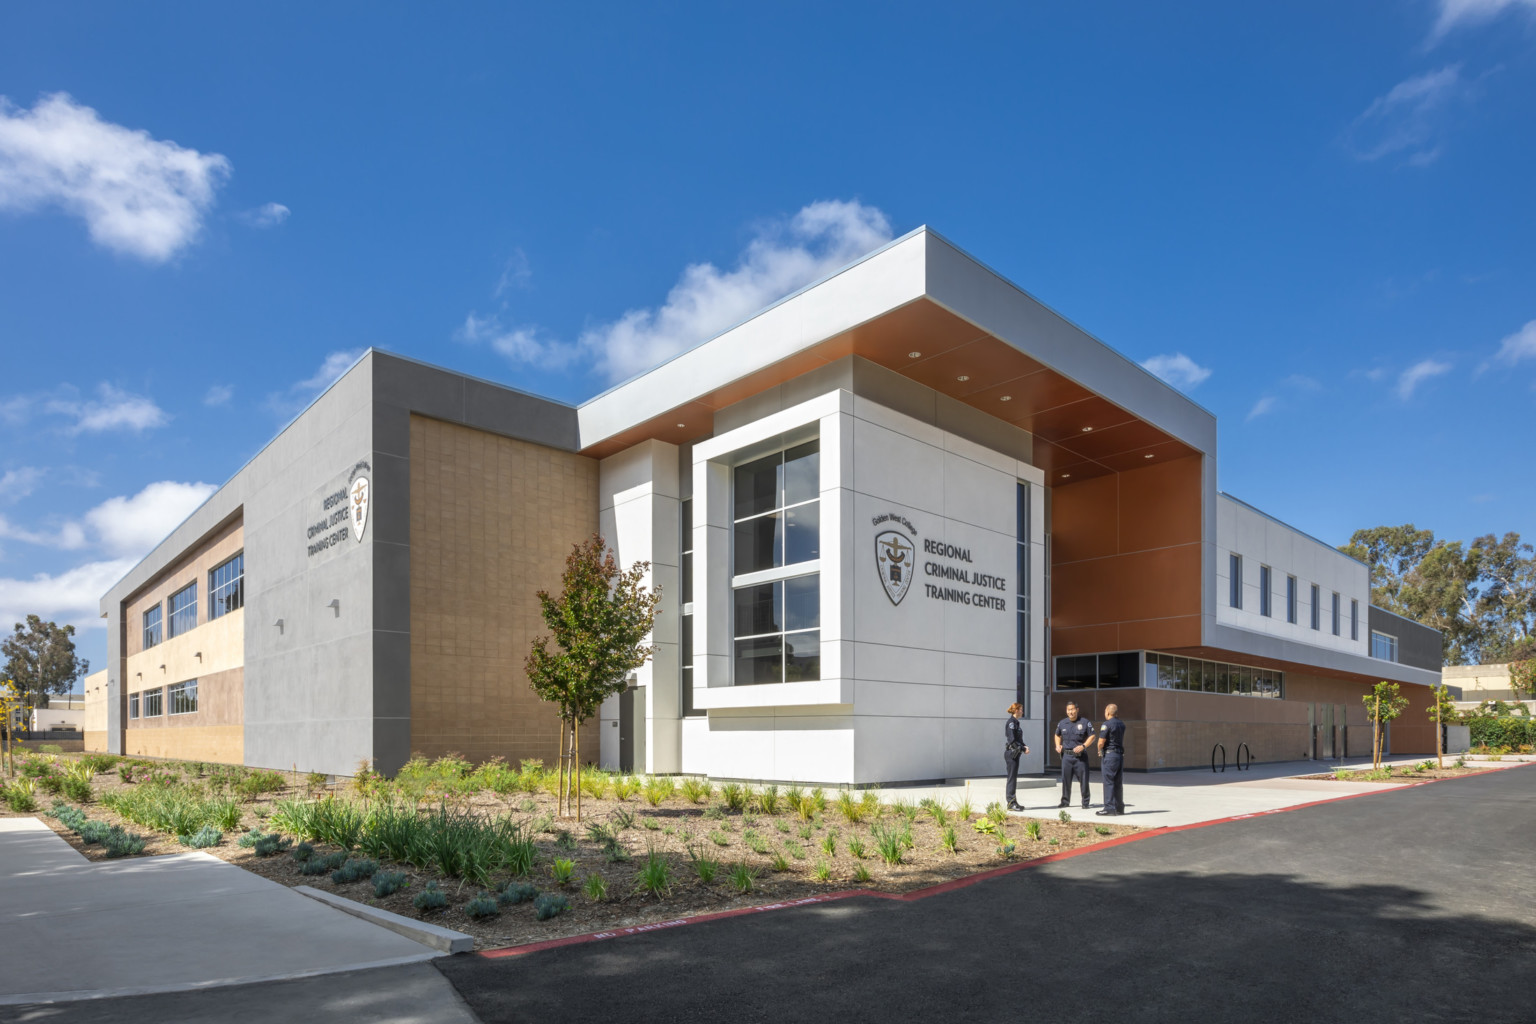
[907,351,922,359]
[1144,453,1155,459]
[1061,473,1072,479]
[676,423,686,429]
[956,375,970,382]
[1080,426,1093,433]
[999,395,1012,402]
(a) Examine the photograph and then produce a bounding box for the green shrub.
[853,863,872,883]
[104,826,147,857]
[820,833,836,857]
[985,802,1007,826]
[299,858,332,876]
[583,873,608,901]
[1058,810,1072,824]
[997,840,1017,858]
[413,882,448,912]
[708,829,731,848]
[498,881,539,905]
[690,855,720,884]
[641,816,660,831]
[3,779,38,812]
[635,850,672,897]
[1094,825,1111,836]
[783,840,806,860]
[848,838,866,859]
[371,870,408,897]
[642,777,674,807]
[234,769,287,802]
[80,754,122,774]
[940,825,958,853]
[99,784,240,838]
[38,744,63,754]
[797,823,813,840]
[290,841,315,862]
[612,776,639,802]
[703,804,726,821]
[51,803,88,832]
[1469,716,1536,750]
[331,858,379,884]
[729,862,757,894]
[755,784,780,815]
[771,852,790,872]
[534,893,570,921]
[550,857,576,886]
[179,824,223,848]
[813,860,831,882]
[464,892,500,919]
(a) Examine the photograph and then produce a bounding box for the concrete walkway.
[880,755,1488,828]
[0,819,447,1005]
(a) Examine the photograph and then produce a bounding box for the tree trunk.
[557,720,567,817]
[1436,700,1444,770]
[574,723,582,822]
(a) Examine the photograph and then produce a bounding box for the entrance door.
[1319,703,1335,759]
[619,687,636,773]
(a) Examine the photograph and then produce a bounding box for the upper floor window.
[733,441,819,575]
[1259,565,1272,617]
[209,553,244,620]
[167,582,198,639]
[1331,592,1341,636]
[1350,599,1359,641]
[142,605,162,649]
[1371,630,1398,662]
[1310,584,1321,631]
[1228,554,1242,609]
[732,576,820,684]
[1286,575,1298,624]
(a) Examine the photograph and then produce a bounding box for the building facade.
[92,228,1442,782]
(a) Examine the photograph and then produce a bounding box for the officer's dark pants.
[1060,752,1090,805]
[1102,751,1124,812]
[1004,753,1021,806]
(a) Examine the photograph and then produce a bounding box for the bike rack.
[1211,743,1227,773]
[1235,742,1252,771]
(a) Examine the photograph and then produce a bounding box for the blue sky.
[2,1,1534,676]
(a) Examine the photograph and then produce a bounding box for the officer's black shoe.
[1096,809,1122,816]
[1057,800,1069,808]
[1007,803,1025,812]
[1082,804,1092,810]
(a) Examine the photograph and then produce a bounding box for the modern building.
[89,227,1442,782]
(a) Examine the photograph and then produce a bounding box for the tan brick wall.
[409,415,601,766]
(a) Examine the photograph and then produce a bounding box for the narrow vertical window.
[1350,599,1359,641]
[1286,575,1298,624]
[1229,554,1242,609]
[209,553,244,620]
[680,498,700,716]
[142,605,162,649]
[1310,584,1321,630]
[1331,592,1341,635]
[1259,565,1272,617]
[167,583,198,638]
[1016,482,1031,717]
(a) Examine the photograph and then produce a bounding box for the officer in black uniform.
[1054,701,1094,809]
[1096,703,1126,815]
[1004,702,1030,811]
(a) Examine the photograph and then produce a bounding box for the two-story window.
[732,441,820,684]
[209,553,244,620]
[142,605,162,649]
[167,583,198,638]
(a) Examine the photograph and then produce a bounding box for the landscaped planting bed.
[3,752,1138,949]
[1296,760,1518,783]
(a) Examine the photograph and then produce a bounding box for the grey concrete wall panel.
[1368,606,1443,673]
[371,351,580,451]
[1206,621,1441,689]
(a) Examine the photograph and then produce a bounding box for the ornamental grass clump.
[642,777,674,807]
[635,850,672,897]
[100,784,240,838]
[720,782,748,812]
[612,776,639,802]
[848,837,867,859]
[729,862,757,894]
[771,852,790,872]
[1024,820,1042,841]
[941,825,958,853]
[853,863,872,884]
[755,784,780,815]
[580,767,612,801]
[3,779,38,813]
[583,873,609,901]
[690,855,720,884]
[985,802,1007,826]
[871,823,904,866]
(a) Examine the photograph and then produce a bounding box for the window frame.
[167,582,198,639]
[1259,565,1272,618]
[1229,553,1242,609]
[208,552,244,621]
[1286,575,1298,624]
[142,604,162,650]
[1350,599,1359,641]
[1331,591,1341,636]
[1310,584,1321,631]
[168,679,198,716]
[1371,630,1399,662]
[141,687,164,718]
[129,693,140,720]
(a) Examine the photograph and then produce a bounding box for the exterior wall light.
[907,351,921,359]
[274,618,285,634]
[999,395,1012,402]
[327,599,341,617]
[956,375,970,382]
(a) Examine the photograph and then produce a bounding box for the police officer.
[1054,701,1094,809]
[1003,702,1030,811]
[1096,703,1126,816]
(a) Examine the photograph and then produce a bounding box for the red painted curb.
[476,762,1532,961]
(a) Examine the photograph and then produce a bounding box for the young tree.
[525,536,660,820]
[1508,660,1536,702]
[1425,683,1458,769]
[0,680,23,778]
[1363,681,1411,769]
[1,616,89,720]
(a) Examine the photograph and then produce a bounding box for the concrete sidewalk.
[0,819,446,1005]
[881,755,1500,828]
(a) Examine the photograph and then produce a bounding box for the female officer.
[1004,702,1030,811]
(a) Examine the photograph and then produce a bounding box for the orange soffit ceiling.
[579,297,1200,469]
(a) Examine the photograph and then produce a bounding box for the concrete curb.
[295,886,474,954]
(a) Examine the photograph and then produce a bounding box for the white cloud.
[239,202,290,228]
[1493,320,1536,365]
[0,557,137,633]
[268,350,364,418]
[1345,66,1463,165]
[0,92,230,262]
[1141,353,1213,391]
[1246,397,1278,421]
[463,200,895,383]
[204,384,234,406]
[45,383,169,434]
[0,468,45,502]
[1396,359,1453,399]
[1431,0,1536,40]
[0,515,86,550]
[83,480,215,557]
[495,248,531,296]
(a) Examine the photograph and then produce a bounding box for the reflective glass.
[733,582,780,637]
[734,513,782,575]
[784,631,820,681]
[1144,654,1161,688]
[784,575,819,631]
[734,637,782,685]
[1158,656,1178,689]
[1055,655,1097,689]
[784,502,819,564]
[782,441,819,505]
[734,454,780,519]
[1214,664,1230,694]
[681,551,693,604]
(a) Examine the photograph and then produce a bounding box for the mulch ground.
[1293,764,1513,784]
[3,757,1138,951]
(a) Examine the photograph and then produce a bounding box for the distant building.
[92,228,1442,781]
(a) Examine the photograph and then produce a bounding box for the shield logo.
[875,530,914,606]
[349,475,370,543]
